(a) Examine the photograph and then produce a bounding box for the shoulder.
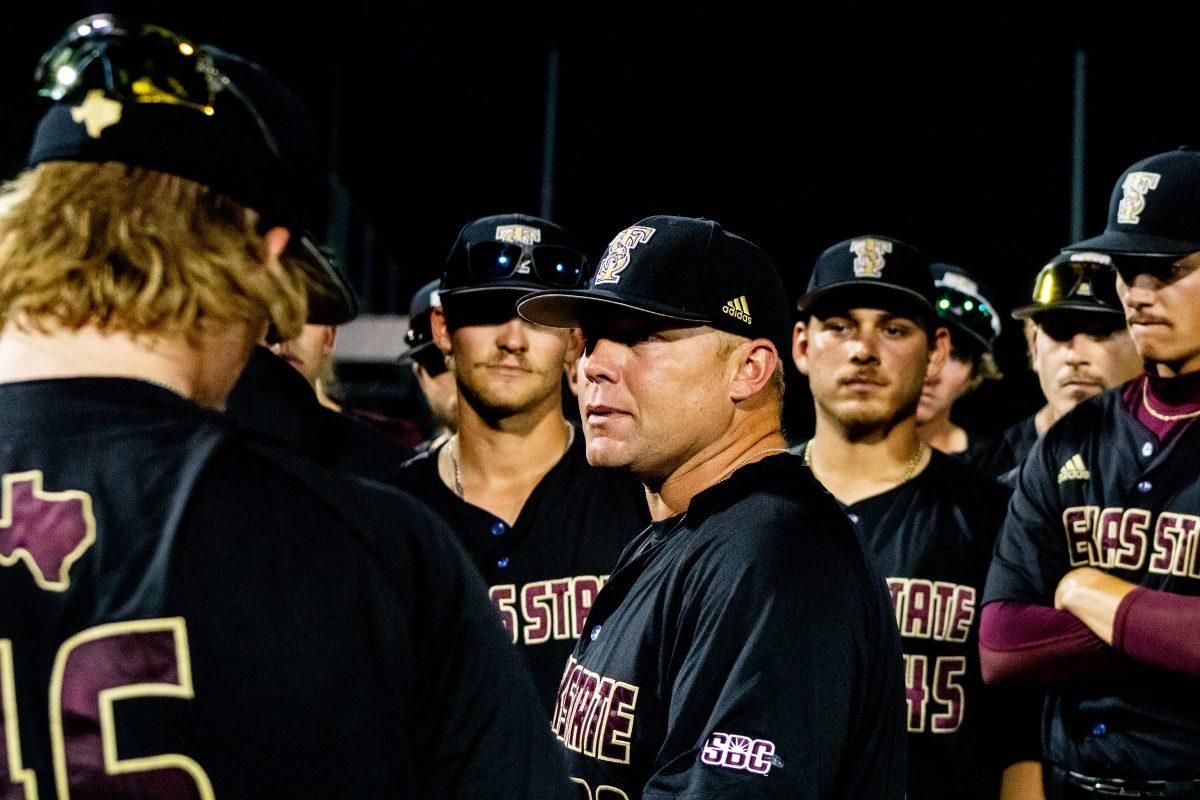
[1037,388,1126,458]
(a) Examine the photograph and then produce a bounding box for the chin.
[584,437,632,470]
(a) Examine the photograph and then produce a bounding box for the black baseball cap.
[797,235,936,322]
[517,215,792,359]
[1011,252,1123,320]
[398,279,445,374]
[1067,147,1200,258]
[440,212,587,302]
[27,16,355,323]
[931,263,1001,352]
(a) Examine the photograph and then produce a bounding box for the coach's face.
[433,304,579,419]
[578,318,734,485]
[1116,251,1200,375]
[794,306,949,437]
[1030,311,1140,418]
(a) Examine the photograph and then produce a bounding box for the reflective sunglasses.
[34,14,282,159]
[458,241,588,289]
[1030,258,1120,309]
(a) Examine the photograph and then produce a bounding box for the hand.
[1054,568,1138,644]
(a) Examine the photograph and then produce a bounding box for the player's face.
[1030,312,1141,418]
[578,319,734,484]
[916,348,978,425]
[271,324,336,387]
[794,307,949,437]
[1116,251,1200,375]
[447,316,576,418]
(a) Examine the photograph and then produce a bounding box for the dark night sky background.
[4,3,1200,436]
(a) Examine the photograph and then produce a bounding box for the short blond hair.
[0,161,306,343]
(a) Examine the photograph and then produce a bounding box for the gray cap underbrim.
[1065,229,1200,258]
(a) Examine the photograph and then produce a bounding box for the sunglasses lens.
[467,242,525,279]
[1033,261,1120,308]
[532,246,586,288]
[1038,313,1126,343]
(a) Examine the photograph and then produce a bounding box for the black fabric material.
[398,433,648,712]
[554,454,907,799]
[967,414,1040,480]
[838,450,1038,798]
[223,346,413,487]
[0,377,570,799]
[985,387,1200,780]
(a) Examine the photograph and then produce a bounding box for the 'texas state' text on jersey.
[837,450,1036,799]
[986,387,1200,779]
[400,435,647,711]
[553,454,907,799]
[0,378,569,799]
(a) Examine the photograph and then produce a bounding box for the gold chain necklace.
[450,423,576,498]
[721,447,791,482]
[1141,376,1200,422]
[803,439,926,484]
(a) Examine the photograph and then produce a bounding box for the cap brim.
[796,281,934,317]
[942,318,994,352]
[295,234,358,325]
[397,340,438,365]
[518,289,712,329]
[438,282,548,299]
[1011,301,1125,320]
[1065,230,1200,258]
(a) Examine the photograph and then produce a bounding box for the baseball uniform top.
[966,415,1039,478]
[834,448,1037,798]
[0,377,570,800]
[399,432,649,712]
[553,453,907,799]
[984,384,1200,779]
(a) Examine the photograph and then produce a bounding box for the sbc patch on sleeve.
[699,732,782,775]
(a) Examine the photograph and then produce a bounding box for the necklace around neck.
[803,438,926,484]
[450,422,576,498]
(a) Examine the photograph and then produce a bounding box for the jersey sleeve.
[984,433,1072,606]
[640,508,906,800]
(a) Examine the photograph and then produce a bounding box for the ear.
[322,325,338,355]
[729,340,780,403]
[792,320,812,376]
[431,306,452,355]
[926,325,951,382]
[563,328,584,392]
[263,226,291,260]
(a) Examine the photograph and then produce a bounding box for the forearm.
[1000,761,1044,800]
[978,600,1130,686]
[1110,586,1200,677]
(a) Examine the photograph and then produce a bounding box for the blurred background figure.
[398,278,457,452]
[974,252,1142,478]
[917,263,1004,463]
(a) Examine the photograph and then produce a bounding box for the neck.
[808,411,929,505]
[0,324,224,408]
[644,413,787,522]
[916,410,967,454]
[1034,403,1058,435]
[315,380,341,412]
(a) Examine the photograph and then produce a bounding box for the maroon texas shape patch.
[0,471,95,592]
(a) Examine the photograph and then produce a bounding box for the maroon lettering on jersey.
[0,471,95,592]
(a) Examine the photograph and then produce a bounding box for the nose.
[1120,272,1157,310]
[495,318,529,352]
[583,337,622,384]
[848,332,880,365]
[1064,333,1093,365]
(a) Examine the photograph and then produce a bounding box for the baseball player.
[398,278,458,451]
[0,16,569,798]
[973,252,1141,478]
[792,235,1042,799]
[916,263,1005,464]
[982,147,1200,798]
[399,213,649,711]
[518,215,906,799]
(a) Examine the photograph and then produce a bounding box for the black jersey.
[985,387,1200,779]
[837,450,1034,798]
[969,415,1039,478]
[0,378,569,800]
[224,345,414,486]
[400,433,648,711]
[553,454,907,799]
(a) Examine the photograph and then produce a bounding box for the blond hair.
[0,161,306,343]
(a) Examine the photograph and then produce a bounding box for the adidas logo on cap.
[722,296,752,324]
[1057,454,1091,483]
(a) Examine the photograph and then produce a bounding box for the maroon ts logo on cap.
[0,471,95,592]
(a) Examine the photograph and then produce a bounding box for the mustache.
[478,355,532,371]
[839,369,888,386]
[1128,313,1170,326]
[1057,370,1103,388]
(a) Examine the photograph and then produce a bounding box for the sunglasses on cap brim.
[934,287,1001,338]
[35,14,282,161]
[454,241,588,290]
[1030,259,1120,309]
